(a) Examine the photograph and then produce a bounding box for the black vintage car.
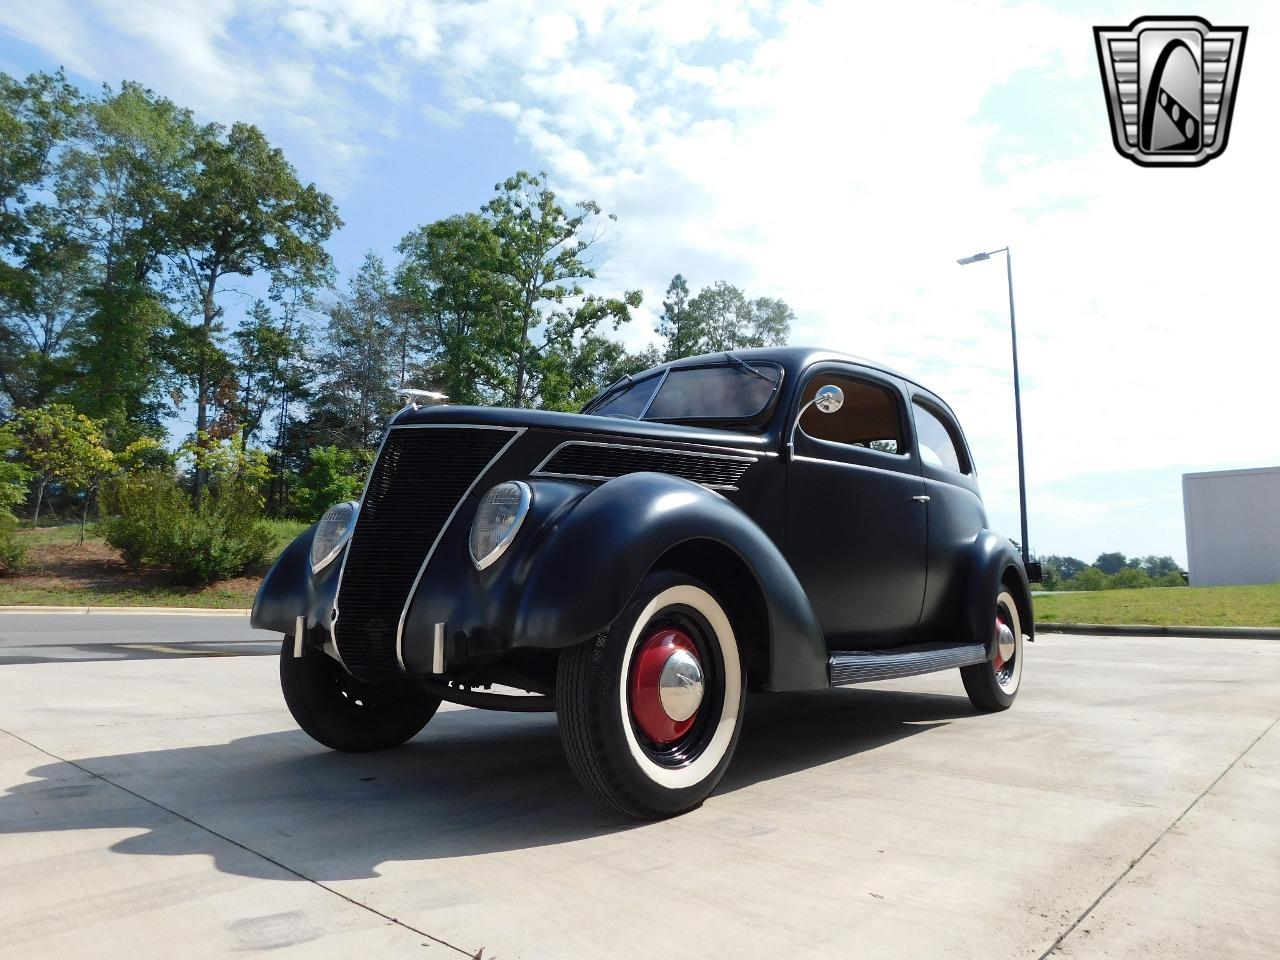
[253,347,1032,818]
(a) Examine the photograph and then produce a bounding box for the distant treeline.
[1035,553,1186,591]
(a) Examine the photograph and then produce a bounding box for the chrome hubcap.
[629,627,705,745]
[658,648,704,722]
[993,610,1017,687]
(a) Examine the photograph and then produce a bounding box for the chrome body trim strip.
[828,643,986,685]
[392,426,525,669]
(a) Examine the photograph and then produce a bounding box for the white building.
[1182,466,1280,587]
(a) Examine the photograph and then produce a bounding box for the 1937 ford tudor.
[252,347,1034,818]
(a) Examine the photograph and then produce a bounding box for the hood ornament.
[397,388,450,410]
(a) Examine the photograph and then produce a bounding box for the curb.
[0,606,250,617]
[1036,622,1280,640]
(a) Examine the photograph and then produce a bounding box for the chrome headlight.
[469,481,531,570]
[310,501,358,572]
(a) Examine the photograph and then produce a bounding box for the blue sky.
[3,1,1277,567]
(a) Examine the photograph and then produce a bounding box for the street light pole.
[957,246,1035,576]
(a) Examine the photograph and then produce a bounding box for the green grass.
[0,581,257,608]
[1034,584,1280,628]
[0,518,308,609]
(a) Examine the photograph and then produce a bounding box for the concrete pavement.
[0,632,1277,959]
[0,611,275,664]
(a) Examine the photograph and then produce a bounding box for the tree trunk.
[192,277,218,510]
[513,288,536,407]
[31,475,49,528]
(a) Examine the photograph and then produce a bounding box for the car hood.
[390,404,774,453]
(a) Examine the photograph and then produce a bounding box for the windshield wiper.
[725,354,774,382]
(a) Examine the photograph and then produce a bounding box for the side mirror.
[787,384,846,459]
[813,384,844,414]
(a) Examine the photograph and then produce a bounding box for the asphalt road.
[0,625,1277,959]
[0,611,277,664]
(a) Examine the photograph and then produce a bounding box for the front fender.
[506,472,828,691]
[250,524,341,638]
[964,530,1034,656]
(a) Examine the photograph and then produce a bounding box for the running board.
[828,643,987,686]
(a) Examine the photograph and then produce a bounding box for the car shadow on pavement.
[2,687,974,881]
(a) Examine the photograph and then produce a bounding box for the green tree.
[1066,566,1110,591]
[1040,554,1087,581]
[56,82,198,442]
[167,120,340,506]
[661,279,794,358]
[309,254,399,449]
[482,170,640,407]
[1109,567,1152,589]
[0,71,83,313]
[1094,552,1128,575]
[12,404,114,530]
[395,213,509,405]
[295,444,374,520]
[657,274,695,361]
[0,424,31,572]
[538,333,660,412]
[0,71,88,415]
[1135,555,1181,579]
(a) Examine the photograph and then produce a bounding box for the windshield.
[587,362,782,422]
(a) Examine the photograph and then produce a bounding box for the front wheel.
[960,589,1024,711]
[280,636,441,752]
[557,571,746,819]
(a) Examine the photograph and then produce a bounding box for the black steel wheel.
[279,636,441,752]
[557,570,745,819]
[960,589,1024,712]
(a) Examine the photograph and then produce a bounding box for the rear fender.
[964,530,1035,657]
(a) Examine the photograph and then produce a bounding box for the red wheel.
[628,626,704,746]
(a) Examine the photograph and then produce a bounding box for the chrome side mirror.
[787,384,845,459]
[813,384,843,413]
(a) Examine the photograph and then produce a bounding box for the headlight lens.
[310,501,358,572]
[469,481,531,570]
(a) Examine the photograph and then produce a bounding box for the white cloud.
[4,0,1274,563]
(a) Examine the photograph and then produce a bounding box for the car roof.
[648,347,944,403]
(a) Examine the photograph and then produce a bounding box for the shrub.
[295,445,373,521]
[1065,566,1110,591]
[0,512,23,575]
[0,426,29,575]
[102,472,275,586]
[1108,566,1152,590]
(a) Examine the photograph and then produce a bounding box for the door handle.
[912,495,931,503]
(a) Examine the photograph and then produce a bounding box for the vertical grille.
[334,427,513,679]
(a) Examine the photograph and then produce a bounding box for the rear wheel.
[960,589,1023,711]
[280,636,441,752]
[557,571,745,819]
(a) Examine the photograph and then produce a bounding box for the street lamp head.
[956,252,991,265]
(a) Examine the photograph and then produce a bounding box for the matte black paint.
[252,346,1034,695]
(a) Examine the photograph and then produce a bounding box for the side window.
[799,374,904,455]
[913,402,966,473]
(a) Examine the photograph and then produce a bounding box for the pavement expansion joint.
[0,724,481,959]
[1035,714,1280,959]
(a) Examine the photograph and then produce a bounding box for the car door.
[910,392,989,637]
[785,365,928,649]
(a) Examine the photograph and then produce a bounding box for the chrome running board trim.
[828,643,986,685]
